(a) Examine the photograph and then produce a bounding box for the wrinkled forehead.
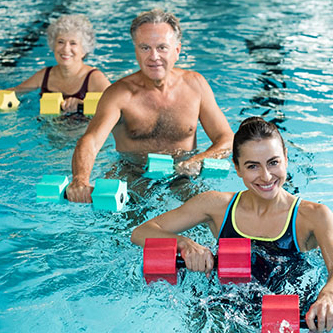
[134,23,177,44]
[55,31,82,41]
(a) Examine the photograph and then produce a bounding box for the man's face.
[134,23,181,82]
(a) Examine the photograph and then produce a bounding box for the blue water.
[0,0,333,332]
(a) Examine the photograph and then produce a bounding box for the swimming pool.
[1,0,332,332]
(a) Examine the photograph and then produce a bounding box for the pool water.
[0,0,333,332]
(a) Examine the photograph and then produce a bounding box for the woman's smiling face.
[234,137,288,200]
[54,32,85,65]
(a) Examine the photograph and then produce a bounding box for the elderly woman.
[131,117,333,332]
[7,14,110,112]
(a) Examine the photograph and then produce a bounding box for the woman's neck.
[241,189,292,216]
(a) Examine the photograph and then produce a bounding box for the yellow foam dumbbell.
[83,92,103,115]
[0,90,20,111]
[40,92,63,115]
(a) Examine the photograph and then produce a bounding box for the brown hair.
[233,117,286,166]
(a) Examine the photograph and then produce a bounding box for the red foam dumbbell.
[262,295,300,333]
[218,238,251,284]
[143,238,251,285]
[143,238,178,285]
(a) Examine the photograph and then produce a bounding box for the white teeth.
[259,183,274,189]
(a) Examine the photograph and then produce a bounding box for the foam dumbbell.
[36,174,128,211]
[143,238,251,285]
[83,92,103,115]
[40,92,64,114]
[143,153,230,179]
[143,153,174,178]
[200,158,230,178]
[261,295,299,332]
[36,175,69,203]
[261,294,316,331]
[0,90,20,111]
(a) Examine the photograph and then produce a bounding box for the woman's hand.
[178,238,215,278]
[61,97,83,112]
[306,289,333,332]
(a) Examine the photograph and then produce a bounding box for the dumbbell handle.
[175,254,218,269]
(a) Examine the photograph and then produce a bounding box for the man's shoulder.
[106,72,141,95]
[174,67,204,79]
[173,68,208,88]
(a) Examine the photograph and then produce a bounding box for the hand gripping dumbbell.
[261,294,317,331]
[143,238,251,285]
[143,153,230,179]
[36,175,128,211]
[39,92,102,115]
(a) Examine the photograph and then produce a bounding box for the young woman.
[131,117,333,332]
[6,14,110,112]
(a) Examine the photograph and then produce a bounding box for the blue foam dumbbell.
[143,153,174,178]
[36,175,128,211]
[143,153,230,179]
[91,178,127,211]
[200,158,230,178]
[36,175,69,203]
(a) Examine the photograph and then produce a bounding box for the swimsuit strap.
[40,66,53,95]
[78,68,97,98]
[291,197,301,251]
[217,192,242,239]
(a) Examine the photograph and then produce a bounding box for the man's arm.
[66,84,124,202]
[176,73,234,176]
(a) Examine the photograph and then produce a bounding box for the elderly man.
[66,9,233,203]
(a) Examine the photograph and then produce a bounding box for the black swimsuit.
[40,66,97,100]
[217,191,301,253]
[216,192,317,314]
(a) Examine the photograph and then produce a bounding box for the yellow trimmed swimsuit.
[217,191,301,252]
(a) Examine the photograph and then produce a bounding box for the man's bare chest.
[117,95,200,141]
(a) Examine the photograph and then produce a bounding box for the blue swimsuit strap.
[292,197,302,252]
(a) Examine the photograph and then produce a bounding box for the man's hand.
[66,180,94,203]
[175,159,202,177]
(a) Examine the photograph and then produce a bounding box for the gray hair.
[47,14,95,56]
[130,8,182,43]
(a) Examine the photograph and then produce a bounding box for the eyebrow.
[244,156,281,165]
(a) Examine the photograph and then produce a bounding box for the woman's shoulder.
[188,191,237,209]
[85,66,111,91]
[298,199,333,228]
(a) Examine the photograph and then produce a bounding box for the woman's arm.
[7,68,45,93]
[300,202,333,331]
[131,191,228,277]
